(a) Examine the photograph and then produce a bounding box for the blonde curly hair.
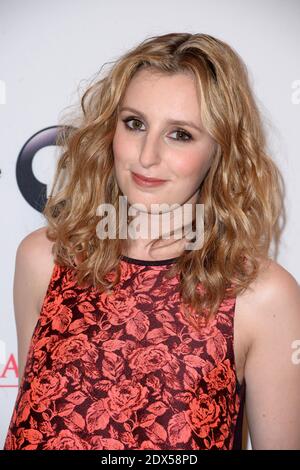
[43,32,286,329]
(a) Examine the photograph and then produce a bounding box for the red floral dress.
[4,255,246,450]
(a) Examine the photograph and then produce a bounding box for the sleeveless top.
[4,255,246,451]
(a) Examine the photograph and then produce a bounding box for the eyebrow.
[119,106,203,133]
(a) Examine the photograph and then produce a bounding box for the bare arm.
[13,227,54,387]
[244,261,300,449]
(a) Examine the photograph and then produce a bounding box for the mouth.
[131,171,168,187]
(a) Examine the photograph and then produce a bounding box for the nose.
[138,130,162,168]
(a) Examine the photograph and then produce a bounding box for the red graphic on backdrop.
[0,353,18,388]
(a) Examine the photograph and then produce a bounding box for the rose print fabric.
[4,255,246,450]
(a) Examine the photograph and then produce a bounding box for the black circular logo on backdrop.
[16,126,63,213]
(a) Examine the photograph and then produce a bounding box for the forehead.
[120,68,200,116]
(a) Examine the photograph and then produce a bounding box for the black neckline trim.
[121,255,179,266]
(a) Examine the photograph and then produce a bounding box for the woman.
[4,32,300,450]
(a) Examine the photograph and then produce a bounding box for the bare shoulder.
[14,227,56,386]
[236,258,300,449]
[237,257,300,315]
[17,226,55,272]
[18,225,54,255]
[16,226,56,314]
[236,256,300,353]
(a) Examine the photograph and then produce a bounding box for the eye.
[170,129,192,142]
[121,117,193,143]
[122,117,145,131]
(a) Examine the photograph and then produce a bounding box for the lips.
[131,172,167,183]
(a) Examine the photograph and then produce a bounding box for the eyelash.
[121,117,193,143]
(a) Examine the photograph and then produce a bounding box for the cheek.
[172,150,211,181]
[112,128,134,167]
[112,128,122,161]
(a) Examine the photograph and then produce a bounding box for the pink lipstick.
[131,172,167,187]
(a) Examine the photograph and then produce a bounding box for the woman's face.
[112,68,216,213]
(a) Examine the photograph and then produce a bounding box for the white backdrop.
[0,0,299,450]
